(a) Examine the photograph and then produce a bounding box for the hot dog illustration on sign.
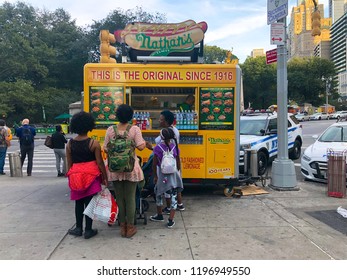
[115,20,208,55]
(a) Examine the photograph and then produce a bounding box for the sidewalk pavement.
[0,173,347,260]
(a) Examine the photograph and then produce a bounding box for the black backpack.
[21,127,33,146]
[0,127,6,145]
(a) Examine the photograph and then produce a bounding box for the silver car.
[295,113,310,122]
[331,111,347,120]
[309,112,329,120]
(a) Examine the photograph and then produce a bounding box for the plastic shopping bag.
[84,188,118,225]
[337,206,347,218]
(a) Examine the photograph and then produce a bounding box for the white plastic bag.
[84,188,118,224]
[337,206,347,218]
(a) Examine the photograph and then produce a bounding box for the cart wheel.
[223,187,234,197]
[142,200,149,212]
[143,214,147,225]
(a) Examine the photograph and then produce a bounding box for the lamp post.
[269,16,298,190]
[322,77,332,114]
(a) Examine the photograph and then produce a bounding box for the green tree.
[240,56,277,109]
[204,45,229,64]
[0,3,166,125]
[287,57,337,106]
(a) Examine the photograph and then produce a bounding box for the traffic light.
[99,30,117,63]
[311,10,321,36]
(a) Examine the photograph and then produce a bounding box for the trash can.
[327,149,346,198]
[8,152,23,177]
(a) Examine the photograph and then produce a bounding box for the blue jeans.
[0,146,7,173]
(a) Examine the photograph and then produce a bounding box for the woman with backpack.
[103,104,147,238]
[150,127,183,228]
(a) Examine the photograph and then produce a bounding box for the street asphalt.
[1,164,347,260]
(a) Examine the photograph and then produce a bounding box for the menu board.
[199,87,234,130]
[89,86,124,124]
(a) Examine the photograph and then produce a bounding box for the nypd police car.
[240,112,303,175]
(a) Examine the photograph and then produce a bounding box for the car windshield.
[319,126,347,142]
[240,119,267,135]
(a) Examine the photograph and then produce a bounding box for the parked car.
[295,113,310,122]
[309,112,329,120]
[301,121,347,183]
[240,112,303,175]
[330,111,347,120]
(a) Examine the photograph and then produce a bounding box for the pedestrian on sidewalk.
[150,127,183,228]
[103,104,147,238]
[154,110,185,213]
[52,125,67,177]
[0,119,11,175]
[66,112,107,239]
[15,119,36,176]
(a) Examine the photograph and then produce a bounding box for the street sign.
[267,0,288,25]
[266,49,277,64]
[270,22,285,45]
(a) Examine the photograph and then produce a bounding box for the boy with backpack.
[15,119,36,176]
[150,127,183,228]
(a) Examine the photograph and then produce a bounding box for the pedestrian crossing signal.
[99,30,117,63]
[311,10,321,36]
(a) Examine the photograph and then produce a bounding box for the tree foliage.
[240,56,277,109]
[287,57,337,106]
[0,3,166,125]
[204,45,229,64]
[240,56,338,109]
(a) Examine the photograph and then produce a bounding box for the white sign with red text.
[270,22,285,45]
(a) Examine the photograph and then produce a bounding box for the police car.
[239,112,303,175]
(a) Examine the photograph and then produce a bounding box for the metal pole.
[270,17,298,190]
[326,80,328,114]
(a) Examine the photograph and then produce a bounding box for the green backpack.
[107,124,135,172]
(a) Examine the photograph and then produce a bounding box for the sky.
[3,0,330,63]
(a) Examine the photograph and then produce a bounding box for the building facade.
[250,49,265,58]
[288,1,331,60]
[330,12,347,96]
[329,0,347,23]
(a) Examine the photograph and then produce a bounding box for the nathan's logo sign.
[208,138,231,144]
[115,20,208,56]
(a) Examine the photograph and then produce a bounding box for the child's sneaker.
[177,204,185,211]
[167,219,175,228]
[162,207,171,215]
[150,214,164,222]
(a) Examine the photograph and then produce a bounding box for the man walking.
[15,119,36,176]
[51,125,67,177]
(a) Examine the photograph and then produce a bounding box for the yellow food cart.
[84,63,241,192]
[83,21,241,194]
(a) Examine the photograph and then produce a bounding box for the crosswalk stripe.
[4,149,59,175]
